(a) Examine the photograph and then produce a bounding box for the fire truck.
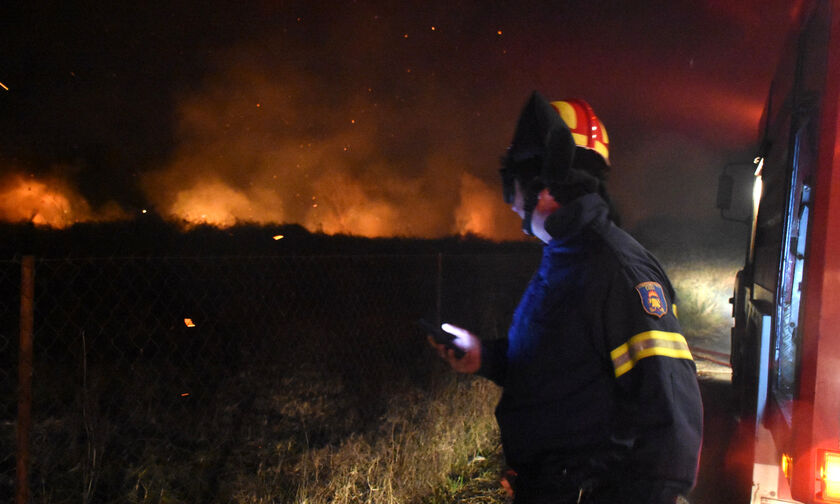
[721,0,840,502]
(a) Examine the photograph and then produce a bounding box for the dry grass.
[8,324,508,504]
[666,257,739,351]
[9,353,508,504]
[234,376,502,504]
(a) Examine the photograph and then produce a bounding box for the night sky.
[0,1,800,239]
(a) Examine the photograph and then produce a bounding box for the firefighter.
[431,92,703,504]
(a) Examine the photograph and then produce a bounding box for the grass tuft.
[288,376,502,504]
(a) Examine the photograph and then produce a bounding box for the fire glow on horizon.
[1,1,797,239]
[0,168,515,238]
[1,0,801,239]
[0,155,516,239]
[0,54,520,239]
[0,172,125,229]
[128,51,522,240]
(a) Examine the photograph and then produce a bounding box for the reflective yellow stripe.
[610,330,693,378]
[673,304,679,319]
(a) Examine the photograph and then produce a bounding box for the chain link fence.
[1,260,18,501]
[1,250,539,503]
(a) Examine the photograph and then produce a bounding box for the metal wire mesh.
[0,260,19,501]
[1,251,540,503]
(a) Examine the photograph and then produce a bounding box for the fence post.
[17,255,34,504]
[436,253,442,325]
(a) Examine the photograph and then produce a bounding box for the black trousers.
[511,456,686,504]
[510,453,592,504]
[513,480,685,504]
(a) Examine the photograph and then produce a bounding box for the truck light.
[782,453,793,481]
[752,156,764,216]
[752,175,764,214]
[819,450,840,501]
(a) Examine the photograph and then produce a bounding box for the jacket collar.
[542,193,609,244]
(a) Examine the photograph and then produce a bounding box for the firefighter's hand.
[428,323,481,374]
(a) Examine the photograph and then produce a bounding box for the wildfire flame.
[167,179,284,228]
[0,172,125,228]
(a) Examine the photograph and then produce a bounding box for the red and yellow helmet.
[550,99,610,165]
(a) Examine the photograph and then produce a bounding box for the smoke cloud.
[454,172,520,237]
[140,48,522,239]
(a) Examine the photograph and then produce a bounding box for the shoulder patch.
[635,281,668,318]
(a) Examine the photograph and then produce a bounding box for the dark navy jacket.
[478,193,702,492]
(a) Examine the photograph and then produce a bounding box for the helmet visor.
[499,156,541,204]
[500,165,516,204]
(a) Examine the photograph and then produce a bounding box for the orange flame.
[166,180,284,228]
[0,173,90,228]
[0,172,127,228]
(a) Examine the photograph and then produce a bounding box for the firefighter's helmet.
[500,91,611,235]
[550,99,610,165]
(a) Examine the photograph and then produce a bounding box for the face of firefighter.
[510,180,560,244]
[510,179,527,220]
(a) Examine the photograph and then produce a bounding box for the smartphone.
[417,318,465,359]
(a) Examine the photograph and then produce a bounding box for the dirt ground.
[689,358,745,504]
